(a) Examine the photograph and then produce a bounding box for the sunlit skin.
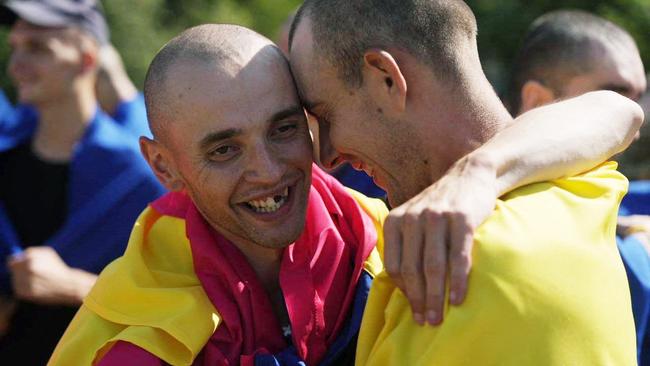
[8,20,86,106]
[290,15,504,207]
[290,18,457,207]
[140,43,314,289]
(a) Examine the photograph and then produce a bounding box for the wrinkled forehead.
[166,49,302,136]
[288,16,339,113]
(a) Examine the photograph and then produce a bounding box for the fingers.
[385,202,476,327]
[448,213,473,306]
[384,211,405,292]
[423,211,447,325]
[399,212,426,325]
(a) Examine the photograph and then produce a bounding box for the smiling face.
[146,47,313,250]
[290,16,428,206]
[8,20,88,105]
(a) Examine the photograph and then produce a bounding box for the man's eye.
[273,123,298,138]
[209,145,240,161]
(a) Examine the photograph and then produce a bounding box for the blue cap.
[0,0,109,45]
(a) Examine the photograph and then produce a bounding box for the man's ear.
[139,136,185,191]
[519,80,556,114]
[362,49,408,113]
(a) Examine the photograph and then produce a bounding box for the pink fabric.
[97,341,166,366]
[112,165,378,365]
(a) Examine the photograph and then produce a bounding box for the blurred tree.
[103,0,301,89]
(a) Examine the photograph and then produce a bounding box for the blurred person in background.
[0,0,165,363]
[506,11,649,364]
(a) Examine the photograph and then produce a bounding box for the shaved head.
[140,23,313,251]
[507,10,645,113]
[144,24,285,143]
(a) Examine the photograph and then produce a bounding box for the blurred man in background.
[506,10,649,364]
[0,0,164,363]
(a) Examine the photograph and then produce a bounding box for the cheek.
[189,168,239,217]
[279,131,315,167]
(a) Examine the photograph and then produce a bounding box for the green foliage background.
[0,0,648,175]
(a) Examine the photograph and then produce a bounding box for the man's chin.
[250,226,305,249]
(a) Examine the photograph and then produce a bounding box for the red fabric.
[139,165,378,365]
[97,341,166,366]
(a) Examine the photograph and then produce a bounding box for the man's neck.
[417,73,513,184]
[31,87,97,163]
[213,229,284,293]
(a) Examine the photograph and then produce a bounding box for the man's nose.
[245,143,286,184]
[317,122,342,170]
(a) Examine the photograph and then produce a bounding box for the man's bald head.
[144,24,285,143]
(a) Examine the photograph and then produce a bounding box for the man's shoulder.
[357,162,637,365]
[474,161,627,283]
[480,161,626,248]
[503,161,627,202]
[78,204,219,365]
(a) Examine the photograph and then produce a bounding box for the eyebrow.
[269,106,305,123]
[199,128,243,150]
[197,107,304,149]
[301,100,321,112]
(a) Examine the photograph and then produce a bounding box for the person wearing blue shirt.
[0,1,165,363]
[0,90,12,123]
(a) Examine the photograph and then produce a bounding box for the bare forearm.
[471,90,644,196]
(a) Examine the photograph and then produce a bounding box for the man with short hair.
[506,10,646,115]
[50,19,644,365]
[507,10,649,365]
[0,0,164,362]
[289,0,643,364]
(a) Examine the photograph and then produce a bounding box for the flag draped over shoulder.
[50,165,387,366]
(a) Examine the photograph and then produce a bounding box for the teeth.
[246,188,290,214]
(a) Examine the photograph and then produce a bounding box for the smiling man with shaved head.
[48,18,644,365]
